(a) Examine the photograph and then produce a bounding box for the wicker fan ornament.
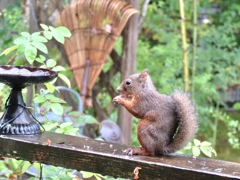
[57,0,137,107]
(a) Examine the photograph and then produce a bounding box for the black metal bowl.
[0,66,58,89]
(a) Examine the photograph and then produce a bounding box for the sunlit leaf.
[200,141,212,147]
[192,146,200,156]
[193,139,201,146]
[25,45,37,64]
[200,146,212,157]
[14,36,28,44]
[31,33,48,42]
[21,32,30,37]
[52,66,66,71]
[46,59,57,68]
[80,171,94,179]
[21,161,31,174]
[56,26,72,38]
[52,30,65,44]
[58,73,71,88]
[17,44,26,55]
[33,95,46,103]
[50,103,64,116]
[40,24,49,31]
[44,83,55,93]
[43,30,52,40]
[0,45,18,56]
[43,122,59,131]
[60,122,73,129]
[45,94,66,103]
[31,41,48,54]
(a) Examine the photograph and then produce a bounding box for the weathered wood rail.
[0,131,240,179]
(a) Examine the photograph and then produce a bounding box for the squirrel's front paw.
[113,95,122,105]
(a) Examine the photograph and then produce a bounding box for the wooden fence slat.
[0,131,240,179]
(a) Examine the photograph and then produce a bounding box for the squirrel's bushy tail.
[164,90,198,154]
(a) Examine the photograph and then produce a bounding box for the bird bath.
[0,66,57,135]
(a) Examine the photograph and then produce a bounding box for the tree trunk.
[118,0,139,146]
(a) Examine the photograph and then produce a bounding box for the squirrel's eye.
[125,80,131,85]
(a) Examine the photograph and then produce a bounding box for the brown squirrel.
[113,69,198,156]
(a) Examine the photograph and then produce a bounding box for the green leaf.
[33,163,41,171]
[31,33,48,42]
[45,94,66,103]
[80,171,94,179]
[21,161,31,174]
[46,59,57,68]
[193,139,201,146]
[200,141,212,147]
[53,31,65,43]
[52,65,66,71]
[40,24,49,31]
[192,146,201,156]
[58,73,71,88]
[17,43,27,55]
[14,55,26,66]
[200,146,212,157]
[44,83,55,93]
[60,122,73,129]
[56,26,72,38]
[32,32,41,36]
[25,45,37,64]
[0,44,18,56]
[21,32,30,37]
[84,115,99,125]
[43,30,53,40]
[31,41,48,54]
[233,102,240,110]
[43,122,59,131]
[51,103,64,116]
[50,28,65,44]
[55,128,64,134]
[35,57,44,64]
[14,36,28,44]
[33,95,46,103]
[68,111,81,119]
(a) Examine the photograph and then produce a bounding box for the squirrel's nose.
[117,86,121,93]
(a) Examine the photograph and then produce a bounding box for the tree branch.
[138,0,151,32]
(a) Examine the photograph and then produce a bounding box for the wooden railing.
[0,131,240,179]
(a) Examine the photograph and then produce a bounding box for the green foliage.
[27,164,73,180]
[0,2,26,64]
[0,158,31,179]
[1,24,71,65]
[80,171,107,180]
[184,139,217,157]
[34,91,66,116]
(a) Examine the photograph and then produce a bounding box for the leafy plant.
[184,139,217,157]
[34,89,66,116]
[27,163,73,180]
[0,158,31,179]
[80,171,107,180]
[0,24,71,90]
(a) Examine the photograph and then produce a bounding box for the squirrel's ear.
[139,69,149,84]
[143,69,149,74]
[139,69,149,78]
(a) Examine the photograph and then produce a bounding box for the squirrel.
[113,69,198,156]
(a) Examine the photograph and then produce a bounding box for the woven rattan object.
[57,0,137,107]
